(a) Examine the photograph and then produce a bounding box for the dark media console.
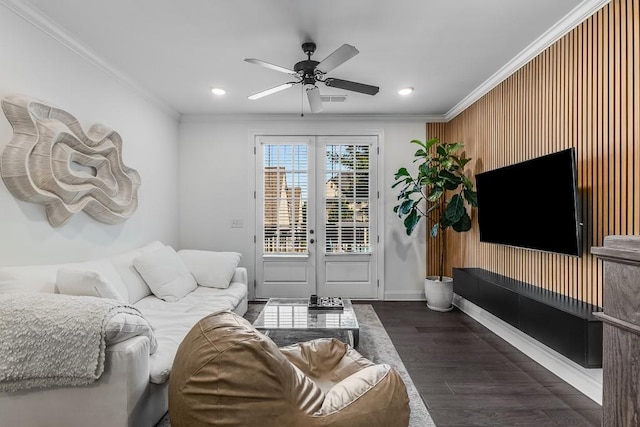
[453,268,602,368]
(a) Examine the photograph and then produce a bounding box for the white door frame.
[254,135,316,299]
[248,128,385,301]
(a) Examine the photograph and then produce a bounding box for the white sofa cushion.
[133,246,197,302]
[110,241,164,304]
[0,242,161,300]
[0,264,66,294]
[0,279,37,294]
[0,259,128,300]
[134,282,248,314]
[135,281,248,384]
[178,250,241,289]
[56,268,125,302]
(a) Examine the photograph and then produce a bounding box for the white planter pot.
[424,276,454,312]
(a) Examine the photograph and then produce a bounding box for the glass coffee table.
[253,298,360,348]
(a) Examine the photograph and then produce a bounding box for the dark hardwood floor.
[368,301,602,426]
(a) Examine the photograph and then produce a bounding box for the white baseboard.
[384,290,425,300]
[453,294,603,405]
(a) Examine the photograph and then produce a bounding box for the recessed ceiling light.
[211,88,226,96]
[398,87,414,96]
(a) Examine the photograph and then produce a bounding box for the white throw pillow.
[56,268,125,302]
[110,241,165,304]
[105,312,158,355]
[178,250,241,289]
[133,246,197,302]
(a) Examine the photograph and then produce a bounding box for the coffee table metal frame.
[253,297,360,348]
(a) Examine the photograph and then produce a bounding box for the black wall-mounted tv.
[475,148,582,256]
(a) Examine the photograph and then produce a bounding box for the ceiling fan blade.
[324,78,379,95]
[306,86,323,113]
[244,58,297,75]
[316,44,359,73]
[248,83,294,100]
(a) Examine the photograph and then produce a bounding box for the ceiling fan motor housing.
[294,60,320,85]
[297,42,321,85]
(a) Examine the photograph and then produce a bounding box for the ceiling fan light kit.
[245,41,379,113]
[306,86,323,113]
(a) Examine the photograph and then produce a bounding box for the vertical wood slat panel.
[425,123,448,279]
[596,7,605,307]
[634,0,640,260]
[425,0,638,306]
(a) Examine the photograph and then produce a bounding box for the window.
[263,144,308,253]
[325,144,371,253]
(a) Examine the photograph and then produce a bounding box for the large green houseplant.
[392,137,477,311]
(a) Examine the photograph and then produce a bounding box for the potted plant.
[392,137,477,311]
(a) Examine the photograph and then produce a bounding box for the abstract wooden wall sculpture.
[0,95,140,227]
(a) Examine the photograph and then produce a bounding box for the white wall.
[179,115,427,300]
[0,6,180,266]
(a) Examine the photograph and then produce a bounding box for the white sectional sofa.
[0,241,248,427]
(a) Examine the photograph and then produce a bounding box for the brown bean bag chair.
[169,310,410,427]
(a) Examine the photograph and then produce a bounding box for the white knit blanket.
[0,293,145,392]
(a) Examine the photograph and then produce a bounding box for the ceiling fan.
[244,42,379,113]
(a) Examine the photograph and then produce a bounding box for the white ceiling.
[22,0,585,117]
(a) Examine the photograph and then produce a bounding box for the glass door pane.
[324,143,371,253]
[263,144,308,254]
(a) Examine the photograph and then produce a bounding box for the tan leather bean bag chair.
[169,310,410,427]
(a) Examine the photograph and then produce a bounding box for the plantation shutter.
[263,143,308,254]
[324,143,371,253]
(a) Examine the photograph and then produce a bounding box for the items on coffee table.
[308,295,344,312]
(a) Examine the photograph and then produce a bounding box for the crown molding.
[180,113,446,123]
[2,0,609,124]
[0,0,181,120]
[444,0,611,122]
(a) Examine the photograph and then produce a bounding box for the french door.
[255,135,378,299]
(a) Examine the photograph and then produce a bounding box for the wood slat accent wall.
[427,0,639,307]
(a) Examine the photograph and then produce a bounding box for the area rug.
[155,304,434,427]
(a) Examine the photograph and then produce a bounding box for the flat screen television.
[475,148,582,256]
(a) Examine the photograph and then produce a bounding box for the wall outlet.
[230,219,244,228]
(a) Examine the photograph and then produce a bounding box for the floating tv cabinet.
[453,268,602,368]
